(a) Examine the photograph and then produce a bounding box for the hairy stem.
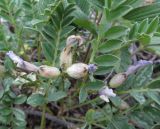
[53,30,61,65]
[118,88,160,94]
[89,37,100,63]
[7,2,27,59]
[40,80,52,129]
[66,97,100,111]
[65,117,106,129]
[40,104,47,129]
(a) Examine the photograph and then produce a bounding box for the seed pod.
[119,101,129,110]
[17,61,39,72]
[66,63,88,79]
[60,35,84,70]
[74,35,83,46]
[60,46,73,70]
[66,35,83,47]
[38,65,60,78]
[145,0,154,4]
[109,73,127,88]
[6,51,38,72]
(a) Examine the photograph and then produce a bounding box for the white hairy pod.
[17,61,39,72]
[109,73,127,88]
[66,35,83,47]
[6,51,38,72]
[66,63,88,79]
[60,46,73,70]
[38,65,60,78]
[119,101,130,110]
[60,35,84,70]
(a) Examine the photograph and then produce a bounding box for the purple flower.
[137,60,153,66]
[88,64,97,73]
[126,60,153,75]
[6,51,23,64]
[99,86,116,102]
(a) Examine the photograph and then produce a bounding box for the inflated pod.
[109,73,127,88]
[38,65,60,78]
[119,101,130,110]
[60,46,73,70]
[66,63,88,79]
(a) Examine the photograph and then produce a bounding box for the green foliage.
[47,91,67,102]
[117,47,132,72]
[27,93,45,107]
[95,54,119,67]
[0,78,26,128]
[0,0,160,129]
[105,26,129,40]
[73,8,97,35]
[41,2,75,63]
[124,2,160,21]
[99,40,123,53]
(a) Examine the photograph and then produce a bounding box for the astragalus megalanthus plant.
[0,0,160,129]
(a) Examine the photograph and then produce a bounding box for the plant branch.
[25,109,77,129]
[53,30,61,65]
[40,104,47,129]
[118,88,160,94]
[65,97,100,112]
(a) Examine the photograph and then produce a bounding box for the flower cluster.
[6,36,153,104]
[6,35,97,80]
[99,60,153,102]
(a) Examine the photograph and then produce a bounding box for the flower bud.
[60,46,73,70]
[66,63,88,79]
[109,73,127,88]
[88,64,97,73]
[38,65,60,78]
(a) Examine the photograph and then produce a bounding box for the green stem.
[18,28,26,54]
[66,97,100,111]
[37,35,42,62]
[89,37,100,63]
[146,43,160,46]
[40,104,47,129]
[86,12,102,63]
[11,104,14,128]
[40,80,52,129]
[53,30,61,65]
[119,104,139,116]
[65,117,106,129]
[117,88,160,94]
[7,3,26,55]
